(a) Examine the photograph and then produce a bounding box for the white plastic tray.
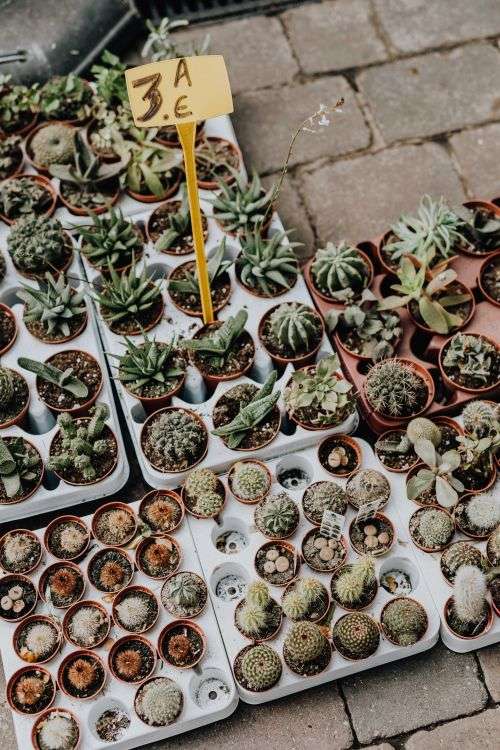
[0,248,129,523]
[188,439,441,704]
[0,498,238,749]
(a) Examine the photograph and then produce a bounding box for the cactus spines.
[365,359,428,418]
[449,565,489,636]
[332,612,380,660]
[230,461,270,502]
[381,598,427,646]
[144,409,207,472]
[298,577,325,606]
[465,494,500,532]
[267,302,321,356]
[254,492,299,538]
[8,215,67,274]
[183,467,223,518]
[282,577,327,622]
[333,556,376,608]
[31,123,75,167]
[0,367,14,407]
[195,491,224,518]
[441,542,486,583]
[302,481,347,524]
[48,404,113,483]
[311,241,370,302]
[407,417,442,447]
[346,469,390,510]
[236,603,268,637]
[282,590,308,620]
[239,644,282,691]
[246,581,270,609]
[283,621,326,665]
[462,400,498,438]
[135,676,183,726]
[185,468,217,496]
[415,507,454,550]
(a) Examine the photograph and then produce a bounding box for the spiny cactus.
[451,565,488,631]
[365,359,427,418]
[442,334,497,388]
[442,542,486,581]
[7,215,67,274]
[246,581,270,609]
[135,676,183,726]
[282,578,326,621]
[0,176,52,220]
[416,507,454,549]
[333,556,376,607]
[303,481,347,523]
[406,438,464,508]
[311,241,370,302]
[18,273,86,340]
[111,333,185,398]
[332,612,380,659]
[462,400,499,438]
[255,492,298,538]
[381,598,427,646]
[237,228,299,296]
[267,302,321,356]
[282,590,308,620]
[48,404,112,482]
[93,258,162,329]
[230,461,270,501]
[240,644,282,691]
[79,208,143,270]
[0,367,14,408]
[145,409,207,473]
[284,354,354,428]
[346,469,390,509]
[31,123,75,167]
[407,417,442,447]
[465,494,500,531]
[284,621,326,664]
[185,468,223,517]
[298,577,325,606]
[236,602,268,637]
[210,169,274,235]
[182,309,249,372]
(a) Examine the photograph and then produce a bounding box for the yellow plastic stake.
[176,121,214,324]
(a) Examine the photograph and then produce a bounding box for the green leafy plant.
[0,74,37,132]
[89,100,134,156]
[212,372,279,449]
[237,228,299,296]
[267,302,321,356]
[78,208,143,270]
[168,238,233,297]
[0,177,52,220]
[154,187,191,252]
[93,258,162,328]
[37,74,93,121]
[18,273,86,339]
[91,50,128,107]
[442,334,498,388]
[365,359,428,418]
[31,123,75,167]
[284,355,354,427]
[110,333,185,398]
[48,404,112,481]
[18,357,88,399]
[182,309,248,370]
[457,205,500,254]
[0,436,40,498]
[311,241,370,302]
[210,170,274,235]
[406,438,464,508]
[141,16,210,62]
[378,258,471,334]
[123,135,182,197]
[7,215,67,274]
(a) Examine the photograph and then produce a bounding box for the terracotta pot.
[25,121,77,175]
[62,600,111,649]
[81,223,145,276]
[233,644,282,693]
[409,505,455,553]
[58,182,120,216]
[0,369,30,429]
[188,322,255,388]
[334,315,403,362]
[126,171,181,204]
[49,422,118,486]
[254,540,300,586]
[287,369,354,432]
[57,649,107,700]
[134,676,185,724]
[255,494,299,541]
[108,634,157,684]
[214,210,273,240]
[161,571,207,619]
[0,137,23,179]
[478,250,500,307]
[213,389,282,450]
[158,618,207,669]
[301,480,348,527]
[330,564,378,612]
[31,707,81,750]
[36,349,103,416]
[443,596,493,639]
[374,429,418,474]
[91,501,138,547]
[407,282,475,334]
[375,231,399,276]
[167,262,231,318]
[234,596,283,642]
[181,477,226,520]
[0,528,42,574]
[86,546,134,594]
[439,333,500,394]
[146,201,208,254]
[155,121,205,148]
[195,137,241,190]
[38,561,85,609]
[138,489,185,534]
[440,541,488,587]
[364,358,435,422]
[13,614,63,664]
[234,252,298,299]
[140,406,209,474]
[43,515,91,561]
[405,462,437,507]
[112,584,159,634]
[0,173,57,224]
[461,200,500,256]
[349,513,396,557]
[0,303,17,356]
[281,578,329,623]
[434,416,463,437]
[101,292,164,337]
[0,438,44,504]
[301,530,347,573]
[455,492,498,538]
[24,303,88,346]
[0,573,38,621]
[305,247,374,306]
[228,459,272,505]
[7,665,55,715]
[317,434,362,477]
[134,534,182,580]
[87,118,122,162]
[380,597,428,646]
[458,460,497,495]
[258,303,325,369]
[332,613,380,661]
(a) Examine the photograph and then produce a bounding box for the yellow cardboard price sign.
[125,56,234,324]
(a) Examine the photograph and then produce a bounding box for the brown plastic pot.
[25,121,77,175]
[281,578,330,623]
[0,369,30,429]
[39,79,93,126]
[0,173,57,224]
[455,492,498,538]
[234,596,283,642]
[364,358,435,422]
[138,489,185,534]
[439,333,500,394]
[167,262,231,318]
[380,597,429,646]
[38,561,85,609]
[254,540,300,586]
[140,406,209,474]
[7,665,55,715]
[301,529,347,574]
[330,563,378,612]
[156,121,205,148]
[134,534,182,580]
[181,477,226,520]
[349,513,396,557]
[31,707,81,750]
[407,281,475,334]
[24,301,88,346]
[332,613,380,662]
[12,230,74,282]
[0,438,44,505]
[461,200,500,256]
[258,303,325,369]
[228,459,272,505]
[112,584,159,634]
[317,434,362,477]
[13,614,63,664]
[121,368,186,417]
[287,369,354,432]
[0,303,17,356]
[43,515,91,561]
[189,322,255,388]
[158,618,207,669]
[409,506,455,553]
[108,634,157,684]
[58,182,120,216]
[62,599,111,649]
[126,171,181,204]
[0,572,38,621]
[81,223,145,276]
[233,644,282,693]
[213,389,282,451]
[48,422,118,487]
[305,247,374,306]
[478,250,500,307]
[434,415,463,437]
[37,349,103,416]
[334,312,403,362]
[57,650,107,700]
[443,596,493,639]
[101,292,164,337]
[486,528,500,567]
[0,528,42,574]
[375,231,399,276]
[196,137,241,190]
[374,429,418,474]
[146,201,208,254]
[234,252,298,299]
[86,546,134,594]
[91,501,138,547]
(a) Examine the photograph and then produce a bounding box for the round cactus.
[194,490,223,518]
[166,573,200,607]
[297,577,325,607]
[283,621,325,664]
[185,467,218,497]
[136,677,183,726]
[441,542,486,582]
[246,581,270,609]
[31,123,75,167]
[7,215,66,273]
[268,302,320,355]
[236,603,268,637]
[231,461,270,501]
[255,492,298,538]
[346,469,390,509]
[282,589,309,620]
[311,241,369,301]
[0,367,14,408]
[365,359,427,419]
[417,508,454,548]
[381,598,427,646]
[407,417,442,447]
[462,400,498,437]
[332,612,380,659]
[239,644,282,691]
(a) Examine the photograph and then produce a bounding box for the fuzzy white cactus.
[453,565,487,624]
[466,493,500,530]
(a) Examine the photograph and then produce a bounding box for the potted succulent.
[282,577,329,623]
[7,214,73,279]
[234,580,282,641]
[91,50,129,111]
[0,303,17,355]
[409,506,455,552]
[454,492,499,539]
[455,432,497,493]
[58,650,106,700]
[7,666,56,715]
[48,404,118,486]
[19,273,87,344]
[0,436,44,505]
[301,480,347,525]
[210,169,274,237]
[63,600,111,649]
[0,74,37,135]
[308,241,374,304]
[233,644,282,692]
[0,365,29,428]
[123,135,182,202]
[168,238,233,316]
[406,439,464,508]
[159,619,206,669]
[135,535,181,579]
[134,676,183,727]
[183,309,255,387]
[364,358,434,421]
[109,635,156,683]
[13,614,62,664]
[301,528,346,573]
[228,459,271,504]
[486,526,500,567]
[32,708,80,750]
[444,565,492,638]
[379,258,474,334]
[440,541,488,585]
[331,556,378,610]
[345,468,391,510]
[236,228,299,298]
[478,251,500,306]
[432,416,463,451]
[112,585,159,634]
[37,74,93,124]
[19,351,102,415]
[380,598,428,646]
[43,516,90,561]
[349,513,395,556]
[88,102,133,162]
[87,547,133,594]
[78,207,144,273]
[139,489,184,534]
[39,562,85,609]
[0,574,37,621]
[439,333,500,393]
[182,467,225,519]
[26,122,76,173]
[284,354,355,430]
[161,570,208,619]
[94,259,164,335]
[0,174,56,223]
[458,201,500,255]
[375,430,418,472]
[254,491,299,539]
[332,612,380,660]
[0,134,23,179]
[212,371,281,450]
[259,302,325,367]
[283,621,331,676]
[91,502,137,547]
[50,131,127,214]
[255,540,299,586]
[195,136,241,189]
[0,529,42,574]
[141,407,208,473]
[147,185,208,255]
[317,434,362,476]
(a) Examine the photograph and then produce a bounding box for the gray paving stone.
[234,76,370,173]
[449,123,500,199]
[300,142,465,245]
[152,682,353,749]
[262,174,316,262]
[340,643,488,744]
[405,708,500,750]
[358,43,500,144]
[282,0,388,74]
[0,656,17,750]
[373,0,500,54]
[477,644,500,702]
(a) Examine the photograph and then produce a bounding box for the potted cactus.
[454,492,499,539]
[7,665,56,714]
[0,174,56,224]
[0,303,17,356]
[135,535,181,580]
[0,365,29,428]
[406,439,464,508]
[254,491,299,539]
[331,556,378,610]
[182,309,255,387]
[139,489,184,535]
[409,506,455,552]
[380,598,428,646]
[283,621,331,676]
[236,228,299,298]
[255,540,299,586]
[439,333,500,393]
[26,122,76,172]
[307,241,373,304]
[332,612,380,660]
[345,468,391,510]
[479,251,500,306]
[212,371,281,450]
[181,468,225,519]
[487,527,500,567]
[123,136,182,202]
[147,186,208,255]
[32,708,80,750]
[349,513,395,556]
[158,620,206,669]
[301,480,347,525]
[195,136,241,189]
[284,354,355,430]
[0,574,38,622]
[233,643,282,692]
[234,581,282,641]
[364,358,434,421]
[228,459,271,504]
[282,577,329,623]
[0,135,23,179]
[94,259,164,335]
[444,565,492,638]
[258,302,325,367]
[0,529,42,574]
[134,676,183,726]
[19,273,87,344]
[7,215,73,279]
[44,516,90,561]
[13,613,62,664]
[161,570,208,619]
[440,541,488,585]
[0,436,43,505]
[87,547,133,594]
[78,208,144,273]
[210,169,274,237]
[301,527,347,573]
[168,238,233,316]
[0,75,37,135]
[48,403,118,486]
[58,650,106,700]
[37,74,93,124]
[92,502,137,547]
[141,407,208,473]
[317,434,362,476]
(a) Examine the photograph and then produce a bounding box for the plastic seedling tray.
[77,115,358,488]
[0,245,129,523]
[188,439,440,704]
[0,498,238,749]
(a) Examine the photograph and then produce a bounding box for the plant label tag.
[320,510,345,540]
[125,55,233,128]
[356,498,382,525]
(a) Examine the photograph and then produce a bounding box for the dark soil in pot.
[169,262,231,315]
[111,638,155,683]
[282,579,329,623]
[255,542,299,587]
[41,564,85,608]
[213,383,280,450]
[302,481,347,525]
[39,351,102,411]
[0,530,42,573]
[59,180,118,214]
[331,565,378,610]
[235,596,282,640]
[480,253,500,303]
[102,294,163,336]
[454,457,496,493]
[445,599,491,638]
[121,344,186,401]
[0,369,29,427]
[301,529,346,572]
[60,652,105,698]
[160,622,205,668]
[64,602,110,648]
[46,518,89,559]
[195,137,240,187]
[190,322,254,380]
[0,307,16,352]
[50,423,117,485]
[93,505,136,547]
[9,667,55,714]
[136,537,180,579]
[435,420,461,452]
[15,616,61,663]
[375,430,418,471]
[454,493,499,537]
[440,337,500,391]
[0,438,43,504]
[0,140,23,179]
[259,306,323,362]
[88,548,133,593]
[149,200,208,255]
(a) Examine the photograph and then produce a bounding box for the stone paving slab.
[478,645,500,702]
[449,123,500,199]
[405,708,500,750]
[299,142,465,245]
[373,0,500,55]
[282,0,388,74]
[358,43,500,143]
[340,643,488,744]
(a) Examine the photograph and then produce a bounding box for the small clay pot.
[364,358,435,422]
[91,501,138,547]
[167,261,231,318]
[349,513,395,557]
[48,421,118,486]
[234,596,283,642]
[0,303,17,356]
[23,302,88,345]
[0,173,57,224]
[305,247,374,306]
[254,540,300,587]
[281,578,330,623]
[0,438,43,505]
[13,614,63,664]
[140,406,209,474]
[62,600,111,649]
[38,561,85,609]
[195,137,241,190]
[138,489,185,534]
[478,250,500,307]
[234,251,298,299]
[227,459,272,505]
[380,597,428,646]
[375,429,418,473]
[86,546,134,594]
[11,230,74,282]
[7,665,55,716]
[156,121,205,148]
[121,359,186,415]
[112,585,159,634]
[330,564,378,612]
[161,571,208,619]
[408,505,455,553]
[58,181,120,216]
[301,528,347,574]
[332,613,380,661]
[57,649,107,700]
[0,367,30,429]
[101,290,164,337]
[461,200,500,256]
[0,528,42,574]
[188,321,255,388]
[257,303,325,369]
[181,477,226,520]
[443,596,493,639]
[108,634,157,684]
[454,492,498,538]
[126,171,181,204]
[317,434,362,477]
[43,515,91,561]
[36,349,103,416]
[287,369,354,432]
[158,619,207,669]
[0,109,37,138]
[0,572,38,621]
[0,137,23,179]
[439,333,500,394]
[134,534,182,580]
[31,707,81,750]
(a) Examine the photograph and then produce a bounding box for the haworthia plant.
[0,436,39,498]
[182,308,248,370]
[212,371,279,448]
[18,357,88,398]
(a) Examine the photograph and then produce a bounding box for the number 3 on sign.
[125,55,233,128]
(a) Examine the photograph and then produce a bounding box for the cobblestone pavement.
[1,2,499,748]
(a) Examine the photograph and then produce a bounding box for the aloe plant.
[210,170,274,235]
[406,438,464,508]
[212,372,279,449]
[17,357,88,399]
[78,208,143,270]
[169,239,233,297]
[378,257,471,334]
[18,273,86,340]
[110,333,185,397]
[93,258,162,328]
[238,228,299,296]
[182,309,248,370]
[154,186,191,252]
[123,133,182,197]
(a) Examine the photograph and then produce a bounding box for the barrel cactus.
[381,598,427,646]
[144,410,207,473]
[7,215,67,274]
[311,241,370,302]
[284,621,326,664]
[230,461,270,502]
[332,612,380,659]
[365,359,427,418]
[267,302,321,355]
[407,417,442,447]
[239,644,282,691]
[31,123,75,167]
[246,581,270,609]
[254,492,298,538]
[282,590,308,620]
